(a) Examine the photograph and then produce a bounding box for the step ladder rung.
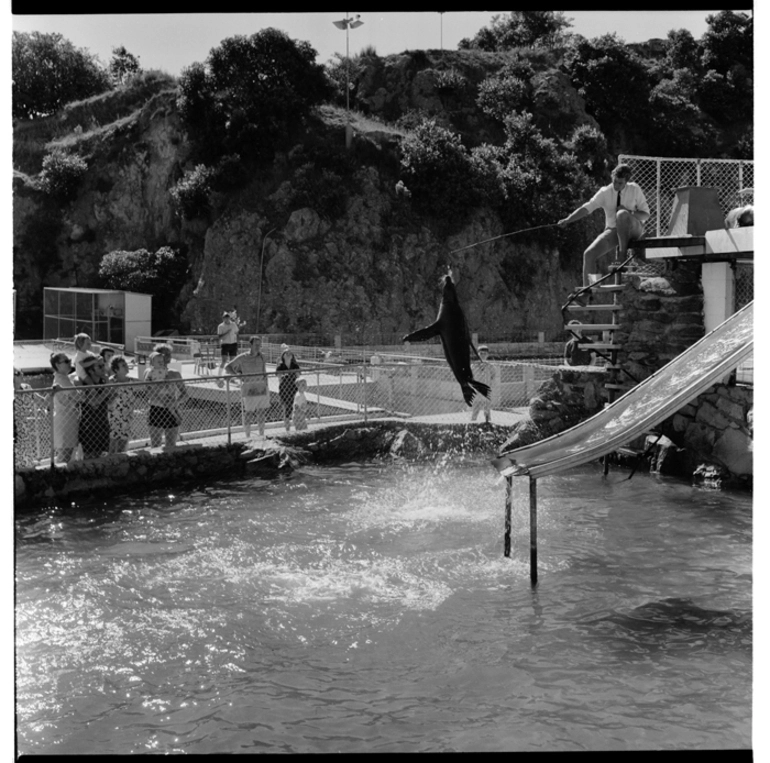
[605,383,635,391]
[596,284,625,291]
[584,343,622,350]
[564,323,620,332]
[566,304,623,312]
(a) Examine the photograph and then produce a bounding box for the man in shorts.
[216,312,240,386]
[225,335,270,440]
[558,163,650,293]
[470,345,497,424]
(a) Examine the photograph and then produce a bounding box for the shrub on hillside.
[38,149,88,202]
[170,164,215,219]
[434,68,468,93]
[99,246,189,327]
[99,246,188,293]
[399,119,482,227]
[477,74,528,122]
[566,124,610,180]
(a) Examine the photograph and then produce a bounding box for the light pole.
[439,12,444,52]
[255,228,275,335]
[332,12,364,149]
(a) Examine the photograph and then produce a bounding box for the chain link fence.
[618,154,754,237]
[14,356,559,469]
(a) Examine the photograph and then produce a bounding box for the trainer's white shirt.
[583,182,650,229]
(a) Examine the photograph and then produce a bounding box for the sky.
[8,11,732,75]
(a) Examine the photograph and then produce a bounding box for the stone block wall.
[666,381,753,486]
[14,442,282,510]
[613,263,705,383]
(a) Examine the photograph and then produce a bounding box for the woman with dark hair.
[276,345,300,433]
[77,354,111,459]
[50,352,80,463]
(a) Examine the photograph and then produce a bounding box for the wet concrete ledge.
[14,421,513,511]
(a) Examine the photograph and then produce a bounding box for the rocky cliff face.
[13,89,188,333]
[14,119,583,342]
[12,52,598,341]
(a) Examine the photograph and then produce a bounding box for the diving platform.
[628,227,753,261]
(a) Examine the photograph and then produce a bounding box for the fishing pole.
[449,222,559,254]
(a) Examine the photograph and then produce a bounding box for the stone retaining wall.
[14,442,280,511]
[14,422,513,510]
[665,381,752,487]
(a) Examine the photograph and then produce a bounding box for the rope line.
[449,222,558,254]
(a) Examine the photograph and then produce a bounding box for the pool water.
[15,458,752,753]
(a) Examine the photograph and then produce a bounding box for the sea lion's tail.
[462,380,491,406]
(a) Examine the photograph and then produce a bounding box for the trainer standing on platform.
[216,312,240,384]
[558,163,650,289]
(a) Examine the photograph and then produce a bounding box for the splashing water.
[15,460,751,754]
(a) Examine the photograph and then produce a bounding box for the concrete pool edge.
[14,421,514,510]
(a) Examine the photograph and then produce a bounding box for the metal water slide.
[494,301,753,480]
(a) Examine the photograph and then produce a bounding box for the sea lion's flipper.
[461,384,476,407]
[470,380,491,399]
[403,322,441,344]
[460,380,491,406]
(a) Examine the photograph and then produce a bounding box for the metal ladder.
[561,253,640,474]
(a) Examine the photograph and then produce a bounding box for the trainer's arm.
[558,207,590,226]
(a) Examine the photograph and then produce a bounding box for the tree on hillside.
[564,34,652,152]
[701,10,752,75]
[665,29,702,73]
[695,11,752,125]
[459,11,573,51]
[12,31,112,120]
[176,28,331,165]
[109,45,142,85]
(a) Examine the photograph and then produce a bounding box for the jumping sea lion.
[402,271,491,406]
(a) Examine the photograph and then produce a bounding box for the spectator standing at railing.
[276,345,301,433]
[107,355,137,454]
[14,368,43,469]
[154,343,187,424]
[100,346,116,368]
[77,354,111,459]
[226,335,270,440]
[292,378,309,432]
[50,352,80,464]
[143,350,185,449]
[216,312,240,387]
[470,345,497,424]
[73,333,93,381]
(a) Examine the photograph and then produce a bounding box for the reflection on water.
[15,460,751,753]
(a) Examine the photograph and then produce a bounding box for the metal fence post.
[362,363,368,423]
[656,159,662,236]
[504,476,513,557]
[225,376,232,444]
[49,387,56,468]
